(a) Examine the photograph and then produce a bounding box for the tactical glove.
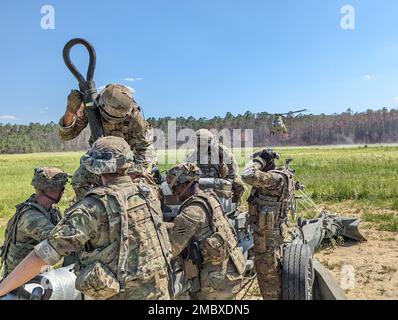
[66,90,83,114]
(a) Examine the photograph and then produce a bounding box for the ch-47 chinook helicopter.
[271,109,308,135]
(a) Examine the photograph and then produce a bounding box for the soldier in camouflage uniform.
[0,136,172,300]
[0,167,68,281]
[241,148,295,300]
[59,84,157,200]
[185,129,245,203]
[166,163,246,300]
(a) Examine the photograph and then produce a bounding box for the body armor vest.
[196,148,225,178]
[249,169,295,221]
[78,181,171,289]
[0,196,60,276]
[179,191,246,275]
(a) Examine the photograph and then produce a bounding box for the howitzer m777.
[63,38,104,142]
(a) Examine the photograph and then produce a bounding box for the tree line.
[0,108,397,154]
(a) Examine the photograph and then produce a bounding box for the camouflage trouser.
[109,269,170,300]
[250,206,290,300]
[190,260,243,300]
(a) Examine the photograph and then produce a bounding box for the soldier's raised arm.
[59,90,89,141]
[242,157,282,189]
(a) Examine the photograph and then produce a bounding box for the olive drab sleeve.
[168,203,207,257]
[35,196,104,265]
[17,210,58,242]
[58,113,89,141]
[242,159,283,189]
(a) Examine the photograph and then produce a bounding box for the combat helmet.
[166,163,201,191]
[196,129,214,142]
[31,167,69,193]
[81,136,135,175]
[97,84,136,123]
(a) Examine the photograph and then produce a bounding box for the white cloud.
[39,107,49,114]
[364,74,372,80]
[124,77,143,82]
[0,115,17,120]
[394,97,398,101]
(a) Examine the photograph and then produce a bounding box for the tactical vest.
[77,181,172,291]
[0,196,60,277]
[196,148,225,178]
[248,169,295,221]
[179,191,246,275]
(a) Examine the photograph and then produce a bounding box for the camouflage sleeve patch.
[132,145,157,173]
[34,239,62,265]
[169,203,207,257]
[128,111,154,149]
[242,160,275,188]
[17,209,56,242]
[46,196,104,257]
[58,115,88,141]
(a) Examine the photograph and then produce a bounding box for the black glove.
[254,148,279,164]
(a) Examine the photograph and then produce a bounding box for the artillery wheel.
[282,243,314,300]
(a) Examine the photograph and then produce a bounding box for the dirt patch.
[313,202,398,299]
[239,202,398,300]
[315,226,398,300]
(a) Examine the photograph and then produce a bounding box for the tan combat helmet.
[31,167,69,193]
[196,129,214,142]
[166,163,201,191]
[97,84,136,123]
[81,136,135,175]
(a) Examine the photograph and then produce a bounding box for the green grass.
[1,145,398,240]
[362,211,398,232]
[0,152,84,240]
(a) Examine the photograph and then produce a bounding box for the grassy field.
[1,145,398,241]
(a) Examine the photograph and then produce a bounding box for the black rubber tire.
[282,243,314,300]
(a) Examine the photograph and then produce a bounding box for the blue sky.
[1,0,398,124]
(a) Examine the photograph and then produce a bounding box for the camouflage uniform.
[242,150,295,300]
[34,137,172,300]
[59,84,157,200]
[0,167,68,278]
[166,163,246,300]
[185,129,245,203]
